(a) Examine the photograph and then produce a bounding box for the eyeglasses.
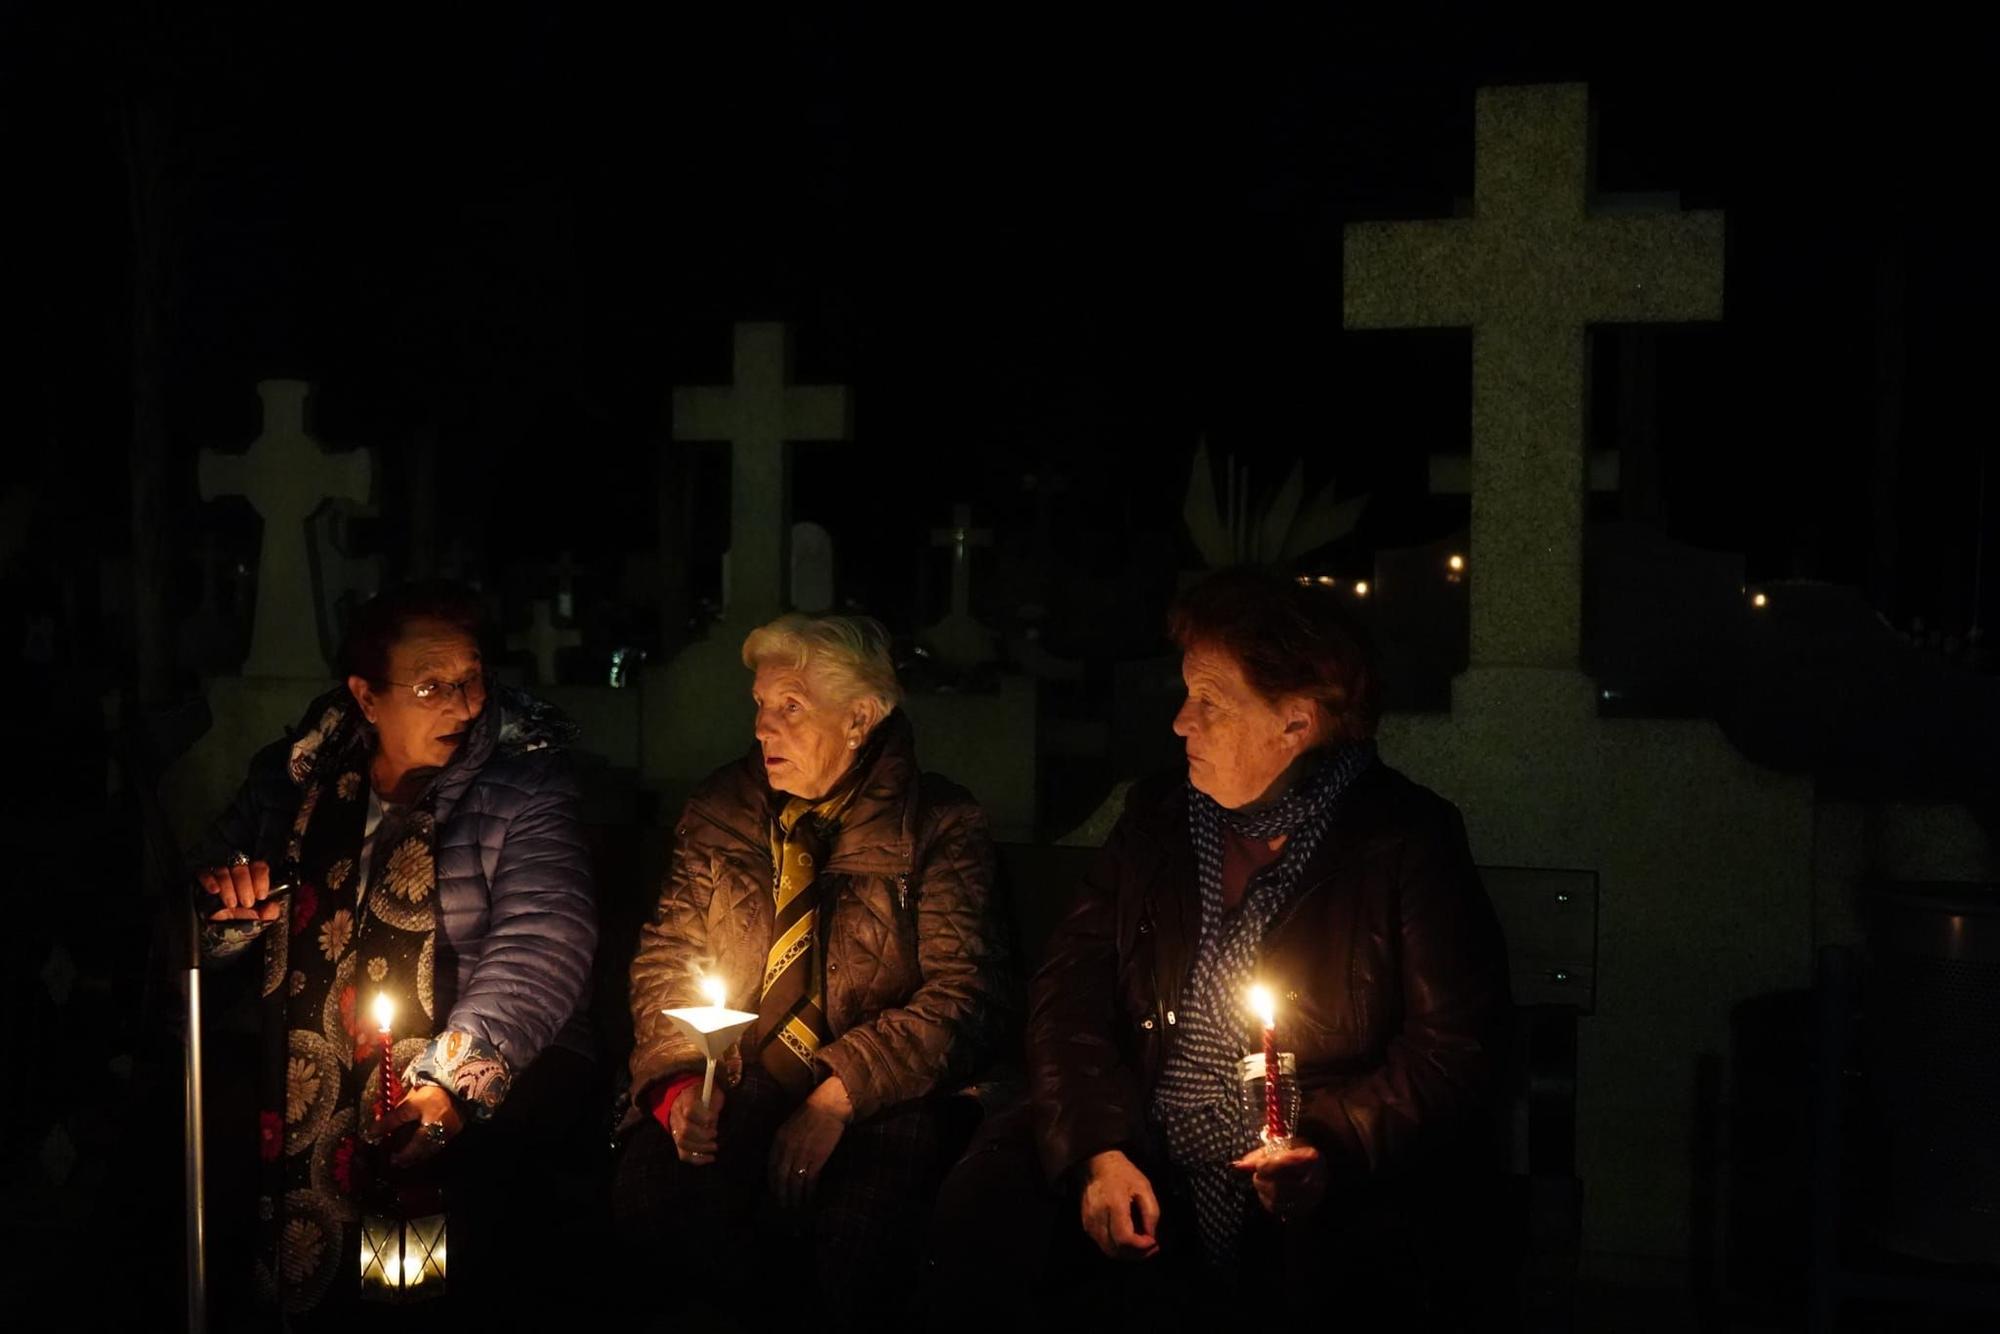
[379,674,487,709]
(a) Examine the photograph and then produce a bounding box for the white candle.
[698,975,727,1106]
[661,977,758,1114]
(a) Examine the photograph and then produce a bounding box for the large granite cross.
[1345,83,1723,670]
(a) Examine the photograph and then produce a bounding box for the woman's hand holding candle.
[669,1082,725,1164]
[384,1084,464,1167]
[1230,1141,1327,1220]
[671,973,733,1163]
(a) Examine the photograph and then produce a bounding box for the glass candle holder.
[1237,1050,1300,1150]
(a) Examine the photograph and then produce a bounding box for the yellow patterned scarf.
[755,760,869,1096]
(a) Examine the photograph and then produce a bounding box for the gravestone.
[552,551,582,621]
[175,531,242,677]
[1345,83,1723,670]
[670,321,849,626]
[166,380,373,852]
[920,504,998,669]
[198,380,372,678]
[1583,521,1746,717]
[644,323,853,795]
[790,522,835,613]
[1341,84,1819,1266]
[511,599,582,686]
[902,676,1039,843]
[1367,534,1471,713]
[305,498,381,667]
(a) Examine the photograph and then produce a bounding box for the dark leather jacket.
[1028,761,1509,1187]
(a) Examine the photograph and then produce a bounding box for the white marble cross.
[671,322,850,624]
[1345,84,1723,670]
[510,599,582,686]
[199,380,372,678]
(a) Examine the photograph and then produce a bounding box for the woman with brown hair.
[928,566,1510,1328]
[192,581,596,1326]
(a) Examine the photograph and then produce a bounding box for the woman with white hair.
[612,613,1016,1324]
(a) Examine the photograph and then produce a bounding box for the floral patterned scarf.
[207,691,440,1319]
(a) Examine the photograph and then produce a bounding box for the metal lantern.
[359,1206,446,1302]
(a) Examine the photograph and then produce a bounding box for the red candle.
[1250,985,1286,1142]
[372,993,400,1122]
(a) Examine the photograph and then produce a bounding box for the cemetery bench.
[995,844,1599,1333]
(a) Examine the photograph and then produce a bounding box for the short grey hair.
[740,613,903,722]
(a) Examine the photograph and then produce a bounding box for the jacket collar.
[284,681,573,825]
[1129,759,1397,977]
[691,709,922,876]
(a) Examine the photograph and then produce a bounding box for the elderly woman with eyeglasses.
[191,581,596,1326]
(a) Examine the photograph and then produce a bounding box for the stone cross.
[922,503,998,668]
[199,380,372,678]
[1428,449,1620,500]
[1345,83,1723,670]
[510,599,582,686]
[671,322,850,625]
[790,521,835,613]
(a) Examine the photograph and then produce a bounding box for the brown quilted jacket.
[626,711,1016,1123]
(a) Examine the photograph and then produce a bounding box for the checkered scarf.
[1149,741,1375,1269]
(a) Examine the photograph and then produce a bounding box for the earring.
[847,739,858,750]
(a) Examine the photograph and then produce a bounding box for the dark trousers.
[437,1044,611,1327]
[921,1104,1514,1333]
[610,1066,977,1332]
[212,1044,609,1333]
[919,1105,1207,1333]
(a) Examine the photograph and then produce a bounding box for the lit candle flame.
[372,991,395,1035]
[700,975,727,1008]
[1248,984,1276,1030]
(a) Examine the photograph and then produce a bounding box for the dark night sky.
[2,4,1989,665]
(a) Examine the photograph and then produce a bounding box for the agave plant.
[1182,438,1368,568]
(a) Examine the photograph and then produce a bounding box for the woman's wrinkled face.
[350,618,485,780]
[1171,645,1312,810]
[753,661,866,801]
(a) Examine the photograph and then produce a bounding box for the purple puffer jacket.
[191,684,597,1075]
